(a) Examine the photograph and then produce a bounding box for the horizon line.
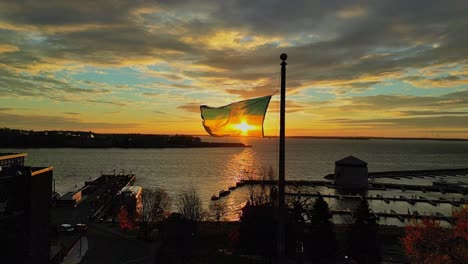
[2,128,467,141]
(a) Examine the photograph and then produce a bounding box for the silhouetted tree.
[156,212,197,263]
[239,165,278,257]
[246,165,277,206]
[209,201,227,222]
[347,198,381,264]
[239,202,276,256]
[137,187,171,240]
[305,194,337,263]
[176,186,203,222]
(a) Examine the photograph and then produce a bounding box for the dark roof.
[335,155,367,166]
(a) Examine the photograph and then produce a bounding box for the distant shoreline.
[0,144,251,149]
[0,128,249,148]
[285,136,468,141]
[195,135,468,142]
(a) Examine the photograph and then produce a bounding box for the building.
[0,152,27,167]
[334,155,368,189]
[118,185,143,217]
[0,159,53,263]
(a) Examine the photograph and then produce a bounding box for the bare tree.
[138,187,171,227]
[176,187,203,222]
[209,201,228,222]
[247,165,277,206]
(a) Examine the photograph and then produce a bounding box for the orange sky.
[0,1,467,138]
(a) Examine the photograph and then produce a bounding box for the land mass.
[0,128,247,148]
[265,135,468,141]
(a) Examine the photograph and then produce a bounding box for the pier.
[52,173,137,224]
[283,192,467,206]
[368,168,468,179]
[236,179,468,195]
[329,209,453,224]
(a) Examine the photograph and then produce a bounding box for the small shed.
[334,156,368,189]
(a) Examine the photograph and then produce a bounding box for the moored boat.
[219,190,231,197]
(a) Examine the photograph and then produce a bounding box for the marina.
[211,164,468,224]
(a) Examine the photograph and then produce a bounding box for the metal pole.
[278,53,287,260]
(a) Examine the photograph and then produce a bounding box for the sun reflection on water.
[217,148,258,220]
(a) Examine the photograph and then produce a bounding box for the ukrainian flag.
[200,95,272,137]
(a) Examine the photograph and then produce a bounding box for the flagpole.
[278,53,287,260]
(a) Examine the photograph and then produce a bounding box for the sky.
[0,0,467,138]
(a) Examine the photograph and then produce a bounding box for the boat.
[219,190,231,197]
[236,180,246,187]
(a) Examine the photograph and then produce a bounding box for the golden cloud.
[0,44,19,53]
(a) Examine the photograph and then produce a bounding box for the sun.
[234,121,254,136]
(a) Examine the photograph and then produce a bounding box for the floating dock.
[237,179,468,195]
[283,192,467,206]
[330,209,453,224]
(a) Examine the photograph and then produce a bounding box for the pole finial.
[280,53,288,61]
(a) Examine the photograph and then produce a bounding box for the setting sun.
[234,121,254,136]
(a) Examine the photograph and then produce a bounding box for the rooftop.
[0,153,27,161]
[335,155,368,166]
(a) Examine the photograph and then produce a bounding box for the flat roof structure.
[0,153,27,167]
[0,153,27,159]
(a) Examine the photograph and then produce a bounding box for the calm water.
[4,138,468,223]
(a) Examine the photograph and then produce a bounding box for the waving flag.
[200,95,272,137]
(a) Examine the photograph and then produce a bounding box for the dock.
[236,179,468,195]
[399,195,415,205]
[368,168,468,179]
[51,173,137,224]
[283,192,468,206]
[329,209,453,223]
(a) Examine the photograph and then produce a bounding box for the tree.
[156,213,197,263]
[239,165,278,256]
[246,165,277,206]
[137,187,171,238]
[176,186,203,222]
[239,201,277,256]
[139,187,171,225]
[402,207,468,264]
[118,206,136,230]
[347,198,380,263]
[209,201,228,222]
[305,194,337,262]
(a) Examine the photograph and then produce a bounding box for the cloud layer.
[0,0,467,137]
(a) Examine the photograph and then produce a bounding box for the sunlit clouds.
[0,0,467,138]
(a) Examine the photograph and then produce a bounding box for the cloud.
[398,110,468,116]
[177,99,306,114]
[64,112,80,115]
[0,0,467,136]
[0,111,141,130]
[0,44,19,53]
[86,99,127,107]
[336,6,368,19]
[177,103,200,113]
[321,116,468,129]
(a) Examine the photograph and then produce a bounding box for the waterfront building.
[0,164,53,264]
[334,155,368,189]
[0,152,27,167]
[118,185,143,217]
